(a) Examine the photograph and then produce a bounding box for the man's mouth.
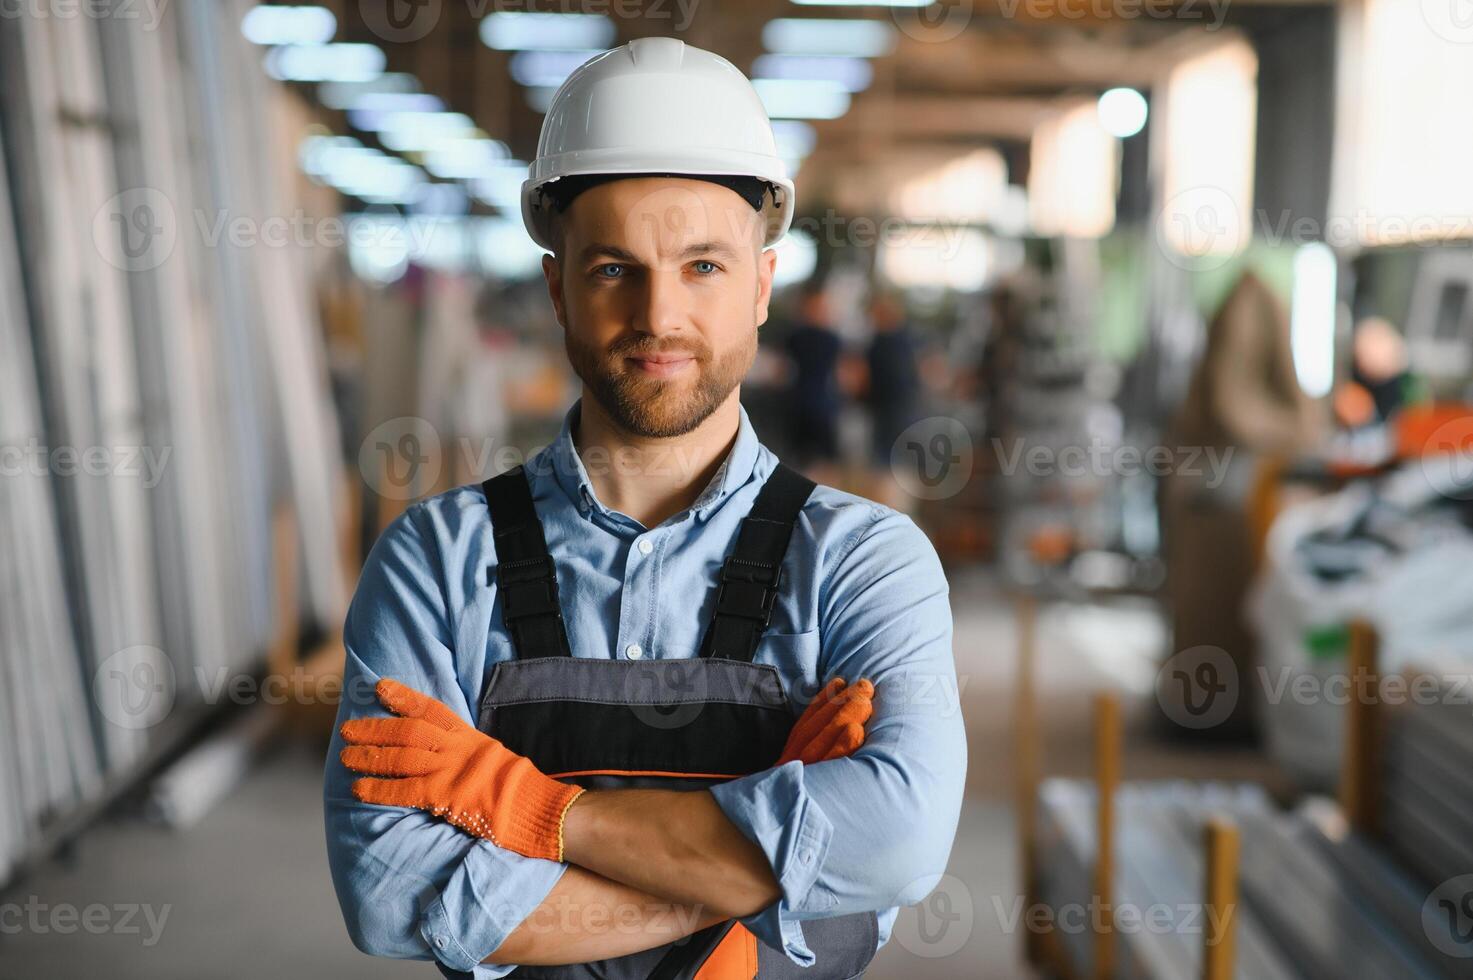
[625,353,696,379]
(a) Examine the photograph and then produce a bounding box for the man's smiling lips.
[625,353,696,379]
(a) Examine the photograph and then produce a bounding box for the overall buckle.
[713,557,780,627]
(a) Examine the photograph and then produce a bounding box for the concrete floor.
[0,572,1281,979]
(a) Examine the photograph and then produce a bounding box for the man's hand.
[339,678,584,862]
[777,677,875,765]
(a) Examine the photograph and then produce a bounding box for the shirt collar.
[537,399,762,524]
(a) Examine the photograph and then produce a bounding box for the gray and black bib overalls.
[456,463,879,979]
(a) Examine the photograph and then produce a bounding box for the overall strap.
[483,467,572,659]
[699,463,816,662]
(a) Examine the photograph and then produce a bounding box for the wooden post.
[1202,818,1240,980]
[1339,620,1381,835]
[1092,691,1121,980]
[1015,595,1043,964]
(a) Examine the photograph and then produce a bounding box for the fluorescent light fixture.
[1291,242,1337,398]
[480,12,615,51]
[1097,87,1147,139]
[762,18,896,58]
[423,139,513,180]
[242,5,336,46]
[471,163,532,209]
[318,73,419,110]
[346,94,447,132]
[347,214,411,283]
[299,134,365,181]
[411,183,471,217]
[792,0,928,5]
[771,120,817,160]
[479,216,549,273]
[509,50,604,89]
[752,54,873,93]
[377,112,477,152]
[752,78,851,119]
[771,229,818,288]
[265,43,385,83]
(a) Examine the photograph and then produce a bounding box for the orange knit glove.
[777,677,876,765]
[696,679,875,977]
[339,678,584,862]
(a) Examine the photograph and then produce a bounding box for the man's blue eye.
[596,264,623,278]
[693,261,717,274]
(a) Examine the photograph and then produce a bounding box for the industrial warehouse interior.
[4,1,1473,978]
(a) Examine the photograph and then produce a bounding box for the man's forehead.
[561,176,765,257]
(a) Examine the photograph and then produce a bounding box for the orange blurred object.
[1027,525,1074,566]
[1393,403,1473,460]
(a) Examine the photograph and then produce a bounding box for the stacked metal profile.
[1380,691,1473,889]
[0,1,344,882]
[1037,776,1473,979]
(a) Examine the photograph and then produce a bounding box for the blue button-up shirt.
[324,402,967,976]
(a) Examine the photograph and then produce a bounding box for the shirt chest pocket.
[756,628,823,697]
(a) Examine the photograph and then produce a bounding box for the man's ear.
[542,253,567,330]
[754,246,778,327]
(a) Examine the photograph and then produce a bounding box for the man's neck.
[573,392,742,528]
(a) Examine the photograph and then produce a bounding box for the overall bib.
[472,464,880,979]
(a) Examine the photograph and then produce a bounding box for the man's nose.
[631,268,690,336]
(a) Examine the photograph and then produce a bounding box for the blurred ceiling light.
[1290,242,1337,398]
[1157,39,1257,257]
[752,78,851,119]
[762,18,896,58]
[423,139,513,180]
[346,94,447,132]
[892,148,1008,223]
[771,120,818,161]
[299,134,364,181]
[1330,0,1473,244]
[771,229,818,288]
[878,227,991,291]
[479,216,548,276]
[1029,103,1117,238]
[792,0,928,4]
[509,49,605,89]
[480,11,615,51]
[411,182,470,217]
[1096,87,1148,139]
[377,111,477,152]
[471,163,532,210]
[318,73,419,110]
[265,42,385,83]
[347,214,411,283]
[242,5,335,46]
[752,54,873,93]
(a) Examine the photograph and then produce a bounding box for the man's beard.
[565,328,755,438]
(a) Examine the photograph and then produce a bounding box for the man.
[324,38,966,979]
[783,283,844,471]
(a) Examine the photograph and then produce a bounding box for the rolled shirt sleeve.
[323,505,565,976]
[709,511,968,964]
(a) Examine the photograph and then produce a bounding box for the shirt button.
[637,538,653,555]
[434,936,447,949]
[625,643,644,659]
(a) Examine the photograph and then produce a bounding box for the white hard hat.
[521,37,795,251]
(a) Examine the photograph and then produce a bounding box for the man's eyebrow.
[576,241,742,265]
[577,243,642,265]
